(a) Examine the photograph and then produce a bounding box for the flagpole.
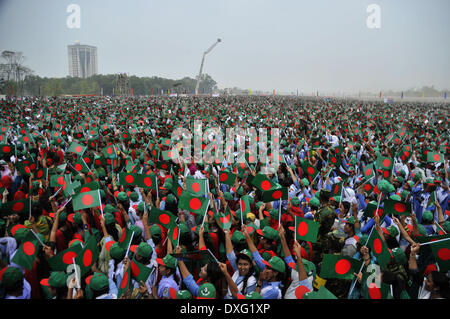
[418,237,450,246]
[278,199,282,229]
[30,229,45,247]
[125,231,135,258]
[98,189,103,217]
[240,199,243,228]
[72,257,80,288]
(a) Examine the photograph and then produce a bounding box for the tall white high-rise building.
[68,41,98,78]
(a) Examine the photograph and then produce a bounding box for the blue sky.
[0,0,449,93]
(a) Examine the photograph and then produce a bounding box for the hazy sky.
[1,0,449,93]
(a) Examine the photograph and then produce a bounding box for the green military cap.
[175,289,192,299]
[150,224,162,238]
[391,247,407,265]
[165,194,177,205]
[261,226,280,241]
[104,213,116,225]
[156,254,177,270]
[129,224,142,238]
[263,256,285,273]
[88,272,109,291]
[117,191,128,201]
[422,210,433,222]
[291,197,300,207]
[223,192,234,201]
[389,194,402,201]
[231,231,245,244]
[73,212,83,225]
[104,204,117,214]
[137,201,146,213]
[48,271,68,288]
[309,197,320,208]
[238,291,262,299]
[301,178,310,187]
[136,242,153,258]
[129,192,139,202]
[198,283,216,299]
[1,267,23,289]
[109,243,126,260]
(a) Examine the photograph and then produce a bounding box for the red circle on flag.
[331,157,337,164]
[219,173,228,182]
[23,241,35,256]
[404,151,410,157]
[368,283,381,299]
[249,155,255,163]
[144,177,152,187]
[131,261,140,277]
[83,249,93,267]
[177,187,183,197]
[172,226,179,241]
[191,182,201,193]
[57,176,64,185]
[241,200,246,212]
[162,164,167,169]
[75,164,82,171]
[95,159,101,165]
[373,208,383,217]
[85,157,91,164]
[121,271,129,289]
[62,251,78,264]
[383,171,390,178]
[433,154,441,161]
[3,146,11,153]
[37,170,43,178]
[75,146,83,153]
[365,168,372,176]
[168,151,173,158]
[220,215,230,224]
[295,285,311,299]
[106,147,113,154]
[261,180,271,191]
[272,190,282,199]
[394,203,406,213]
[82,194,94,206]
[24,136,29,142]
[373,238,383,254]
[12,202,24,212]
[166,140,170,145]
[307,167,315,175]
[189,198,202,211]
[364,184,372,191]
[382,159,391,167]
[159,214,170,225]
[298,222,309,237]
[437,248,450,261]
[125,175,134,184]
[81,187,90,193]
[335,259,351,275]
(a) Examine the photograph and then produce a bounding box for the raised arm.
[219,262,239,298]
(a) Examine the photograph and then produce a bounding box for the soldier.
[312,189,336,265]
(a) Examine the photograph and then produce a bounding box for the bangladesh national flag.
[72,190,101,212]
[149,206,177,230]
[362,163,375,181]
[400,144,413,163]
[0,144,15,156]
[416,233,450,244]
[429,239,450,272]
[363,201,385,220]
[156,160,172,171]
[50,174,66,188]
[293,216,319,243]
[170,179,184,199]
[361,273,390,299]
[68,142,87,156]
[218,169,237,187]
[15,161,36,176]
[102,145,117,159]
[179,191,210,216]
[250,173,275,191]
[35,167,48,181]
[47,239,83,272]
[215,206,232,230]
[319,254,363,280]
[117,226,135,250]
[130,258,153,283]
[327,152,342,168]
[119,172,139,187]
[74,236,99,276]
[367,229,392,268]
[262,186,288,203]
[427,152,444,164]
[135,173,157,190]
[376,156,393,179]
[75,181,101,194]
[331,181,343,197]
[301,160,319,182]
[239,195,252,215]
[171,249,218,265]
[382,198,411,216]
[167,223,182,248]
[162,149,180,162]
[11,231,40,270]
[186,177,209,197]
[118,265,132,298]
[73,157,90,174]
[0,198,30,217]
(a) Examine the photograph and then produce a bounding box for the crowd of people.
[0,95,448,300]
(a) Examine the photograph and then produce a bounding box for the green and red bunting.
[0,198,30,217]
[382,198,411,216]
[367,229,392,268]
[250,173,275,192]
[319,254,363,280]
[72,190,101,212]
[218,170,237,187]
[118,264,132,298]
[262,186,288,203]
[75,236,99,276]
[68,142,87,156]
[73,157,90,174]
[427,152,444,164]
[0,144,15,156]
[362,163,375,181]
[149,207,177,230]
[102,145,117,159]
[429,239,450,272]
[119,172,139,187]
[294,216,319,243]
[179,191,210,216]
[186,177,209,197]
[130,258,153,283]
[11,231,40,270]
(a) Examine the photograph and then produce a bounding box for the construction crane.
[195,38,221,95]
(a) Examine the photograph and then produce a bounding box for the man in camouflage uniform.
[311,189,336,265]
